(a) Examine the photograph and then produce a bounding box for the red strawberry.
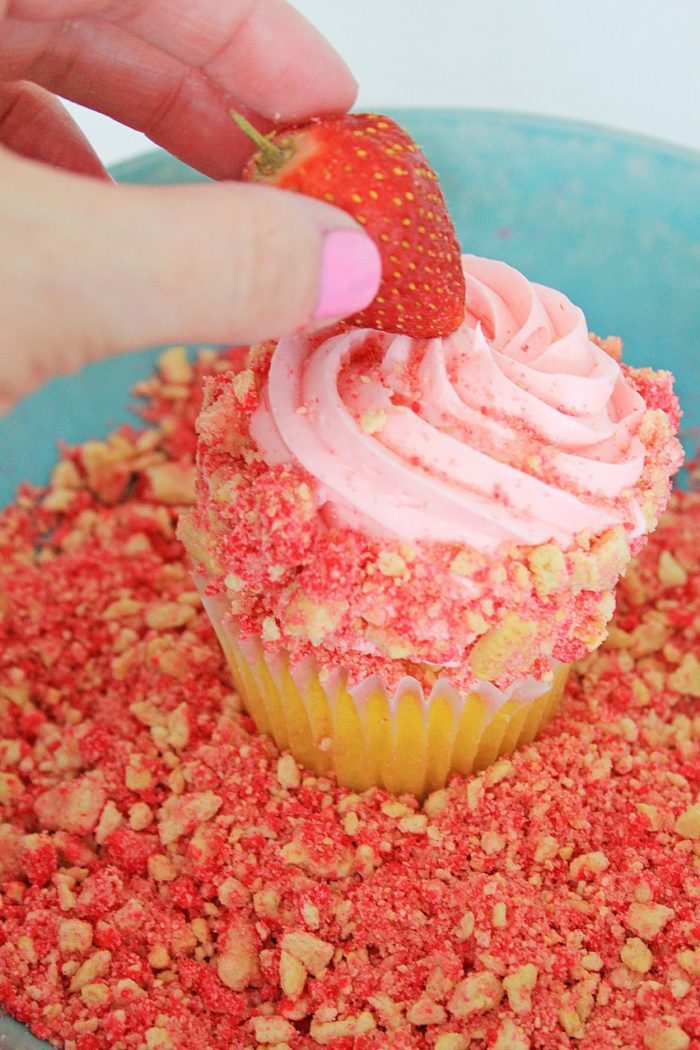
[232,111,465,338]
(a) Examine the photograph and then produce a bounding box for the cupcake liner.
[201,589,568,797]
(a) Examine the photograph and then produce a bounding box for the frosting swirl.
[251,255,648,552]
[186,252,681,685]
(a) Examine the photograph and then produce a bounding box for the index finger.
[15,0,358,122]
[107,0,358,122]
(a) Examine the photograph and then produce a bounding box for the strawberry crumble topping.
[180,334,681,692]
[0,347,698,1049]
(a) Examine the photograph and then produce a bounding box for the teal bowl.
[1,109,699,1048]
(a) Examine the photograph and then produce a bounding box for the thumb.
[0,148,382,409]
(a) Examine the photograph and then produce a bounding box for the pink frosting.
[250,255,649,553]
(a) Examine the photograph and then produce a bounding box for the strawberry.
[232,111,465,338]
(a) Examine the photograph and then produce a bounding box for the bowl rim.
[109,106,700,182]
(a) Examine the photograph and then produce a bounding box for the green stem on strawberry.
[230,111,292,176]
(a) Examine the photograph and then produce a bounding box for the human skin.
[0,0,381,412]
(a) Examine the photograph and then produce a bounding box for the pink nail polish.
[314,229,382,320]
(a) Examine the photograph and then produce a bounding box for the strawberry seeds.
[235,112,466,339]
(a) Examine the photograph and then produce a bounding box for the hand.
[0,0,381,412]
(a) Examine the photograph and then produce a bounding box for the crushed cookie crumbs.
[0,347,696,1049]
[180,340,681,691]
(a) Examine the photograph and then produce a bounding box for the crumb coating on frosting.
[181,350,680,693]
[182,254,682,691]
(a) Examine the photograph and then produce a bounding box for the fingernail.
[314,229,382,319]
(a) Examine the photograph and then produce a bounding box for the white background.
[66,0,700,166]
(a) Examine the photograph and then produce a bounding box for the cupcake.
[179,255,682,796]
